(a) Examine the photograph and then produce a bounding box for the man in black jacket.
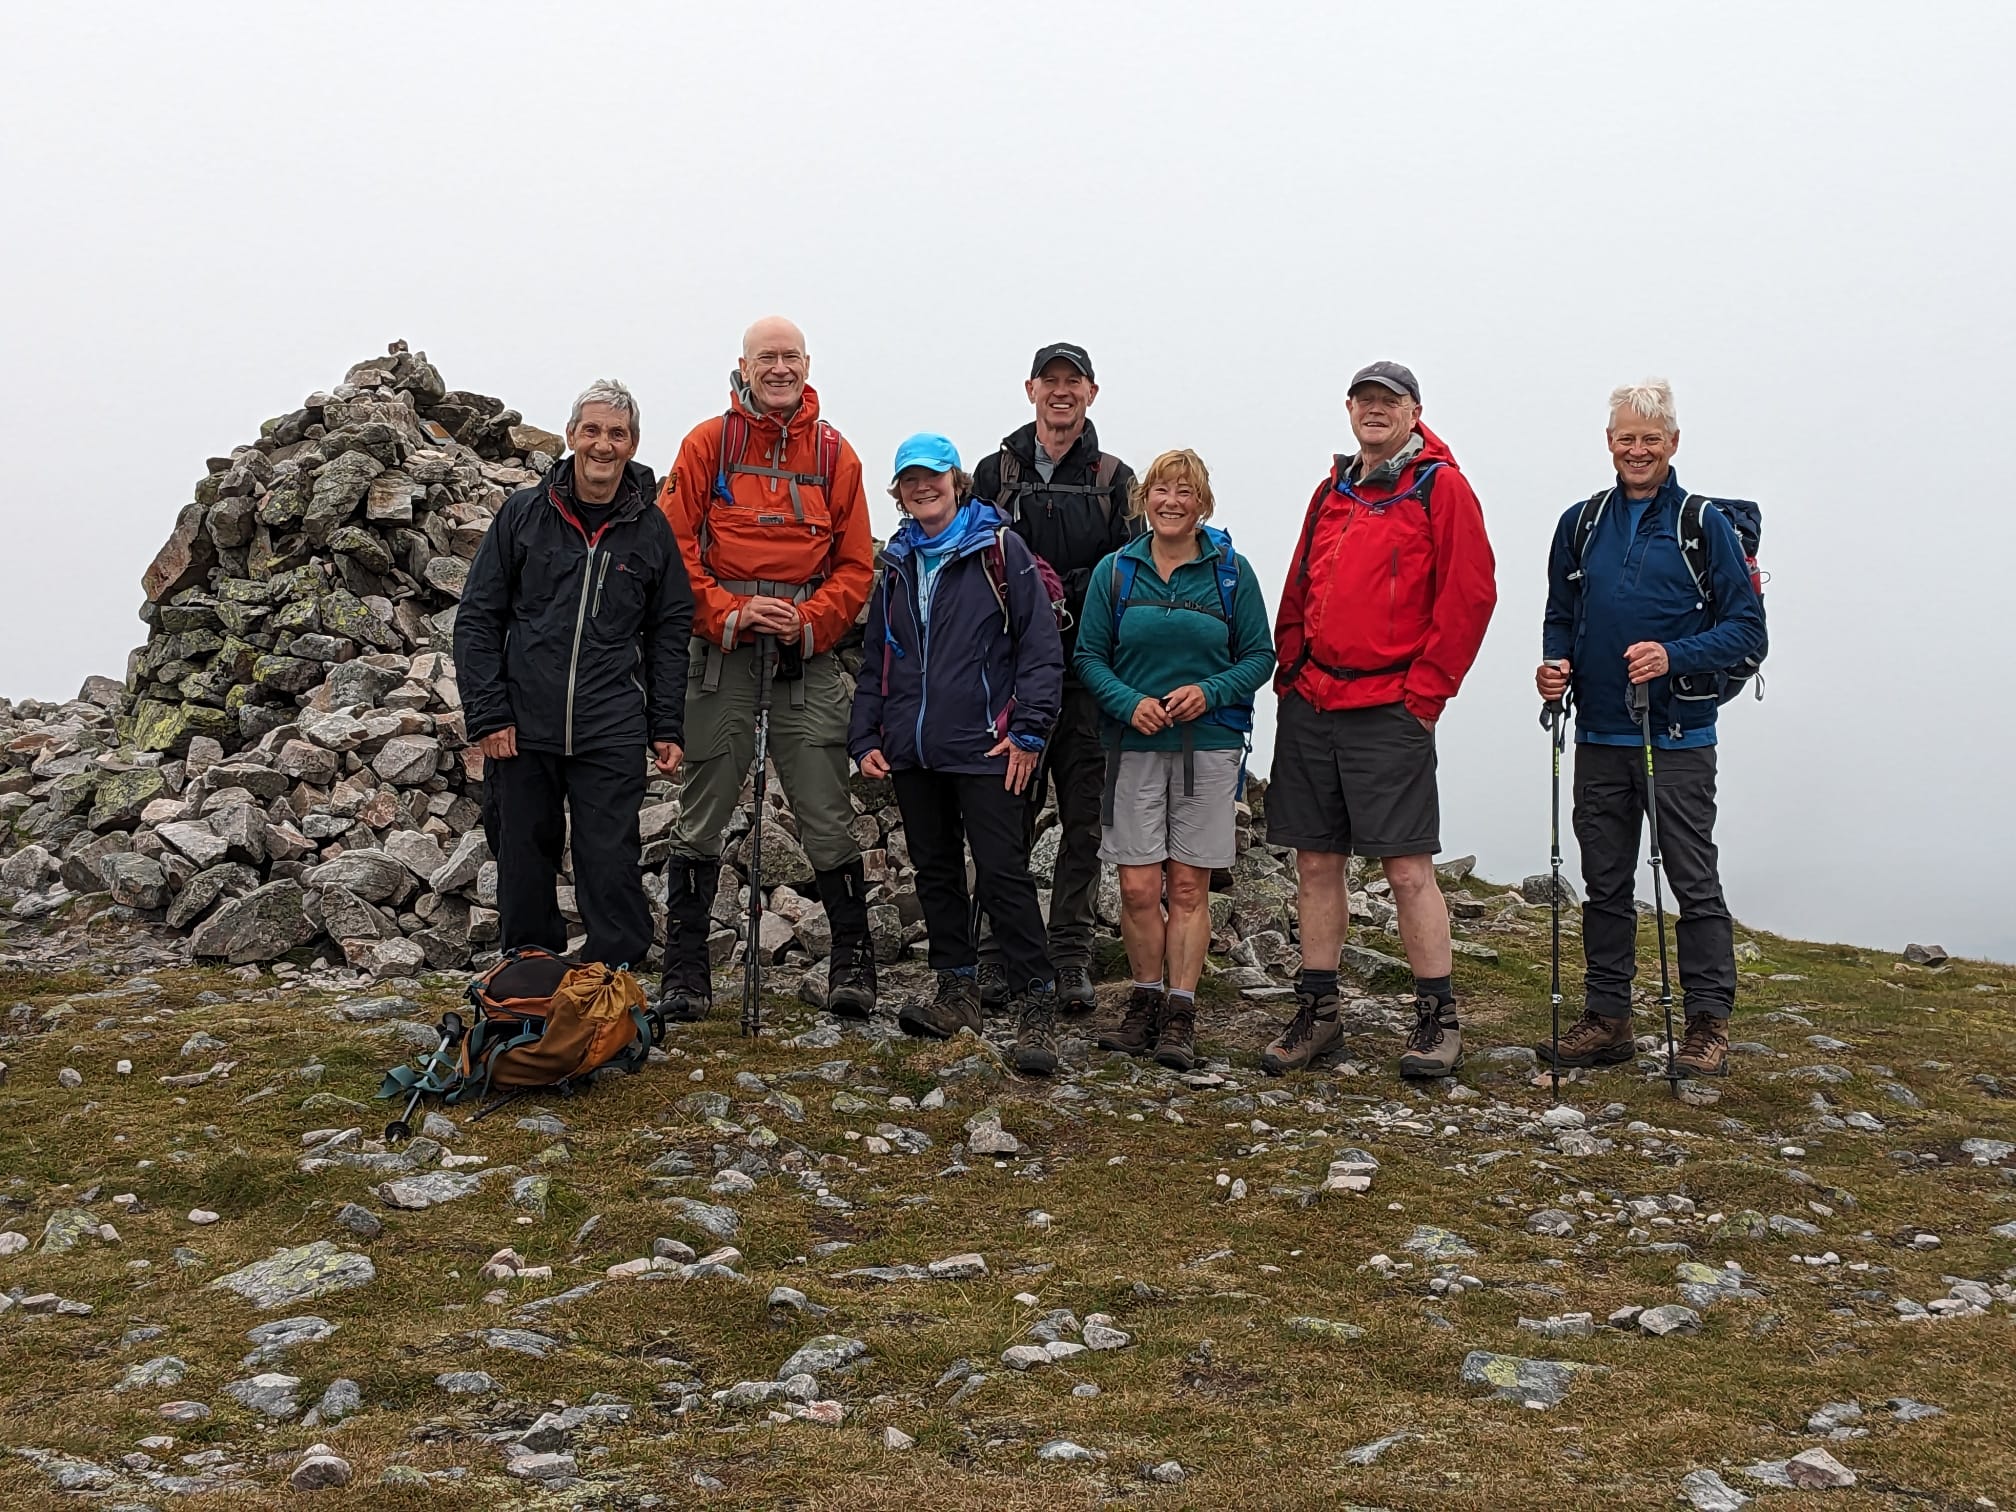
[455,379,694,968]
[970,343,1138,1013]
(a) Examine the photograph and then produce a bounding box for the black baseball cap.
[1030,342,1095,381]
[1348,360,1420,402]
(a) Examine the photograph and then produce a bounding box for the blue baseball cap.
[891,432,961,480]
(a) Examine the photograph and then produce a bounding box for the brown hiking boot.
[1013,988,1060,1076]
[1153,996,1197,1071]
[1674,1013,1731,1078]
[1398,997,1463,1078]
[1096,987,1163,1056]
[1537,1010,1636,1069]
[898,972,982,1041]
[1259,991,1343,1075]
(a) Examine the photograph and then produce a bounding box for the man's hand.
[1130,697,1171,736]
[477,726,519,761]
[1162,685,1208,723]
[1536,660,1572,702]
[858,750,891,780]
[988,737,1039,795]
[651,741,683,777]
[741,596,802,640]
[1624,642,1669,685]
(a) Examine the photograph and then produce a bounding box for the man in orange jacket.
[656,317,877,1022]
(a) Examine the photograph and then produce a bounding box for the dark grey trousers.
[1573,742,1736,1022]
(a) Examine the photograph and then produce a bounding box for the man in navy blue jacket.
[1535,379,1767,1079]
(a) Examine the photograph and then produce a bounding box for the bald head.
[738,316,811,415]
[742,316,806,358]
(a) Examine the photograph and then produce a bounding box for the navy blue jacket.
[1541,471,1767,749]
[848,500,1065,775]
[456,457,694,755]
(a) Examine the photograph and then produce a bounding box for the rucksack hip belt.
[706,578,820,705]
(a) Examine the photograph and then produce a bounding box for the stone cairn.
[0,344,1352,998]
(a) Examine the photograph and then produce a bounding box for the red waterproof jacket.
[1273,422,1497,722]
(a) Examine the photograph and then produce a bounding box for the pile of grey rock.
[0,343,1402,988]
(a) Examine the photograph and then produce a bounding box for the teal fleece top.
[1074,531,1275,751]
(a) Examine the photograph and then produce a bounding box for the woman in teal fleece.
[1073,448,1274,1070]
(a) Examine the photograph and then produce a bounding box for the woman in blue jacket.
[849,434,1066,1074]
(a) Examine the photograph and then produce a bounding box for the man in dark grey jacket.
[455,379,693,968]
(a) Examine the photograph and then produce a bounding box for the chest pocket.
[701,414,841,586]
[589,548,651,642]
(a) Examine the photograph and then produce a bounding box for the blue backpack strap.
[713,410,747,505]
[1109,553,1142,640]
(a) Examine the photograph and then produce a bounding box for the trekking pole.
[740,635,775,1039]
[1540,670,1572,1105]
[1629,681,1681,1092]
[384,1011,466,1142]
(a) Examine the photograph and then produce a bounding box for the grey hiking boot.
[1398,997,1463,1078]
[1259,990,1343,1075]
[1097,986,1163,1056]
[1152,996,1197,1072]
[898,972,982,1041]
[979,962,1010,1012]
[1537,1010,1635,1069]
[1013,987,1060,1076]
[1056,964,1097,1017]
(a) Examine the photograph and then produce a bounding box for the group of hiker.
[452,317,1768,1088]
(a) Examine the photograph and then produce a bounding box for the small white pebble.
[186,1210,219,1226]
[116,1060,133,1076]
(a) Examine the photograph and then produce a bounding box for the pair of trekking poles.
[1542,668,1681,1102]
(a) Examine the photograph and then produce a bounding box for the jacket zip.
[563,543,598,756]
[590,554,613,619]
[911,559,932,763]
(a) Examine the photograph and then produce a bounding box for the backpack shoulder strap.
[1409,460,1443,515]
[1292,476,1338,584]
[713,410,747,504]
[1567,488,1611,581]
[1208,529,1241,640]
[813,420,842,488]
[983,528,1013,633]
[1678,493,1714,605]
[1093,454,1122,520]
[995,448,1023,521]
[1110,552,1142,641]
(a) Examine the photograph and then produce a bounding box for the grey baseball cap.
[1348,360,1420,402]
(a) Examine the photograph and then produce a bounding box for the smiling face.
[564,402,639,498]
[1145,477,1206,544]
[1346,383,1419,456]
[1025,357,1097,434]
[895,467,960,534]
[738,316,811,414]
[1607,410,1680,495]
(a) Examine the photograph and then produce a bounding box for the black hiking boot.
[1096,986,1164,1056]
[1153,995,1197,1072]
[815,861,877,1019]
[898,972,982,1040]
[658,857,720,1023]
[1013,986,1060,1076]
[979,962,1010,1012]
[1056,963,1097,1017]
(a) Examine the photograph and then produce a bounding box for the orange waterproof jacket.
[658,379,873,658]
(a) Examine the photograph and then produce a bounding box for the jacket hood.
[885,499,1005,565]
[1003,418,1102,468]
[727,371,824,435]
[549,456,657,523]
[1332,420,1460,487]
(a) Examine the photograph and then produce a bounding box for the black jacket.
[456,457,694,755]
[970,421,1138,669]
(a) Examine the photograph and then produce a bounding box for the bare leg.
[1382,852,1451,978]
[1163,861,1212,992]
[1294,849,1349,971]
[1117,863,1166,984]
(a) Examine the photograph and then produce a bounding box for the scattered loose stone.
[1680,1468,1752,1510]
[225,1371,301,1418]
[290,1449,354,1491]
[1459,1351,1604,1408]
[1784,1447,1857,1489]
[1036,1439,1106,1464]
[210,1242,375,1309]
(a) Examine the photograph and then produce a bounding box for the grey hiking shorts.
[1264,695,1439,858]
[1099,747,1243,870]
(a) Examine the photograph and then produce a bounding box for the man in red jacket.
[1263,361,1497,1079]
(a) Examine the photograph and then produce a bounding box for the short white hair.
[568,379,641,435]
[1607,378,1676,433]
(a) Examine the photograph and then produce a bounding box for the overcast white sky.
[2,2,2012,959]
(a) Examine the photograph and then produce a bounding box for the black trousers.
[485,746,650,969]
[893,767,1053,992]
[1573,742,1736,1021]
[980,684,1104,970]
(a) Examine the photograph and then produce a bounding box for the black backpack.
[1567,490,1767,703]
[993,448,1123,524]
